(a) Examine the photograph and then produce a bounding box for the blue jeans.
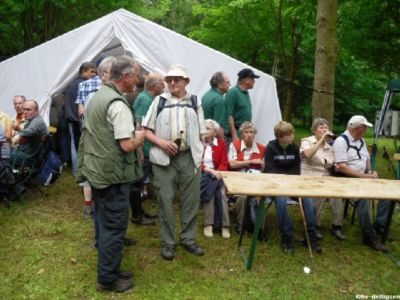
[375,200,392,227]
[68,122,80,175]
[273,196,316,237]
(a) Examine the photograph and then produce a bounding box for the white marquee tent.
[0,9,281,143]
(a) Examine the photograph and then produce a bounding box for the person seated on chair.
[0,111,13,141]
[333,115,390,253]
[264,121,321,254]
[300,117,345,240]
[201,119,230,238]
[228,121,266,238]
[10,100,48,168]
[0,125,11,161]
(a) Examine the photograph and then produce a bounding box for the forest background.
[0,0,399,129]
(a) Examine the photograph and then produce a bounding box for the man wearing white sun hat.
[143,64,207,261]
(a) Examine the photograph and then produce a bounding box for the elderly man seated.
[10,100,48,168]
[333,115,390,253]
[228,121,266,238]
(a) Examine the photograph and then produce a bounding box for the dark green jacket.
[76,83,142,189]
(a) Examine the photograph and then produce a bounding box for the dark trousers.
[129,182,144,219]
[57,115,70,164]
[92,183,130,284]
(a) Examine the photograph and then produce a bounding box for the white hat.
[165,64,189,80]
[348,115,373,127]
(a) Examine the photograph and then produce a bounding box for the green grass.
[0,135,399,299]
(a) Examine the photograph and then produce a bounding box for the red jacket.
[201,138,228,172]
[231,139,266,171]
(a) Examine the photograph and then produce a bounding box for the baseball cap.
[238,68,260,80]
[348,115,373,127]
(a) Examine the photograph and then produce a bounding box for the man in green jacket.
[77,56,144,293]
[201,71,230,139]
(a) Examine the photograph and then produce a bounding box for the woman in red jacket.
[201,119,230,238]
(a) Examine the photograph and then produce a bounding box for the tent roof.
[0,8,281,143]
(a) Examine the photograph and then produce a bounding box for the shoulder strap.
[190,95,198,113]
[156,96,168,117]
[340,133,364,159]
[156,95,198,117]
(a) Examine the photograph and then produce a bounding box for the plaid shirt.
[75,75,102,105]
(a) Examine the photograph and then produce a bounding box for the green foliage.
[0,0,398,129]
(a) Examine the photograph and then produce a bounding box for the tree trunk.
[311,0,338,128]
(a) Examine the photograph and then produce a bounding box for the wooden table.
[221,171,400,270]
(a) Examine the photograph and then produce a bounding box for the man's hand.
[362,171,379,179]
[160,139,179,156]
[135,130,145,145]
[78,104,85,117]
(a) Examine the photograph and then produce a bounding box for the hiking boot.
[315,227,323,240]
[373,222,386,236]
[222,227,231,239]
[131,216,155,225]
[124,237,137,247]
[303,232,322,254]
[182,243,204,256]
[362,236,389,253]
[258,228,268,242]
[118,270,133,279]
[281,235,294,254]
[83,205,93,218]
[96,278,133,293]
[331,226,346,240]
[161,245,175,261]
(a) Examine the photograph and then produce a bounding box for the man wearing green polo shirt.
[131,72,164,225]
[202,72,230,139]
[226,68,260,141]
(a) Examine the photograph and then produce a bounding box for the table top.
[221,171,400,200]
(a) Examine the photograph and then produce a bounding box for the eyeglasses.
[165,77,184,84]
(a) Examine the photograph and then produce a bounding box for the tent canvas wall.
[0,8,281,143]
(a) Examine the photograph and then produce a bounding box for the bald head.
[144,72,165,97]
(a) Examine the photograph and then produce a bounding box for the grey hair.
[239,121,257,133]
[13,95,26,102]
[311,117,329,132]
[209,72,225,89]
[144,73,163,90]
[26,100,39,111]
[98,56,116,75]
[109,55,137,81]
[205,119,220,133]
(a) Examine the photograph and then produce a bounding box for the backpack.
[37,151,63,185]
[331,134,365,176]
[156,95,198,117]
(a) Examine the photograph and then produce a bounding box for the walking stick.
[298,197,313,259]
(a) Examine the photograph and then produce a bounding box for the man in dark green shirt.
[131,72,164,226]
[201,71,230,138]
[226,68,259,141]
[133,72,165,157]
